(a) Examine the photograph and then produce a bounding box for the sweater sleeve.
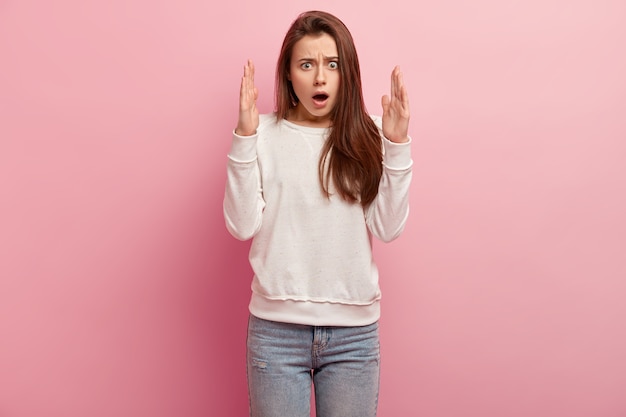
[223,130,265,241]
[365,135,413,243]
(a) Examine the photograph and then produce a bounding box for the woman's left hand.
[381,66,410,143]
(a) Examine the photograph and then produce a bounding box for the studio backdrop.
[1,0,625,416]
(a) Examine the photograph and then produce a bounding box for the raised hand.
[235,59,259,136]
[381,66,410,143]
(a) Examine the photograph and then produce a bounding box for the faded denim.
[246,314,380,417]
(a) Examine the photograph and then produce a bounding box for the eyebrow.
[296,56,339,62]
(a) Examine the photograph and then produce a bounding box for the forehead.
[291,33,338,58]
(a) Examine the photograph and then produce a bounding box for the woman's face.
[288,33,340,127]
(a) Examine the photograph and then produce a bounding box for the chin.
[311,107,333,118]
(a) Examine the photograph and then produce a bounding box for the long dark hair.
[275,10,383,206]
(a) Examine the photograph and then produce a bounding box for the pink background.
[1,0,625,416]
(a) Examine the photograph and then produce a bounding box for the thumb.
[381,95,390,114]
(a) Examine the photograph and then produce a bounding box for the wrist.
[388,136,410,144]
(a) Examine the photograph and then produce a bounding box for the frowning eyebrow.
[296,56,339,62]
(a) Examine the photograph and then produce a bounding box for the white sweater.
[224,113,412,326]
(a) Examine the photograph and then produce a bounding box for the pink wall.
[1,0,624,416]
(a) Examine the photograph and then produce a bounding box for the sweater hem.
[249,293,380,327]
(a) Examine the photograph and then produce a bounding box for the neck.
[286,105,332,128]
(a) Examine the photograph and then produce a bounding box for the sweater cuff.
[382,136,412,170]
[228,130,258,163]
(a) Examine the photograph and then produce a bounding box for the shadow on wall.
[200,174,253,416]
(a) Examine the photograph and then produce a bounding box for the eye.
[301,62,312,70]
[329,61,338,69]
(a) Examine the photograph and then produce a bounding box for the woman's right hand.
[235,59,259,136]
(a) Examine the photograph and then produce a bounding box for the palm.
[236,59,259,136]
[381,66,410,143]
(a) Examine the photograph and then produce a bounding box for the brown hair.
[275,10,383,206]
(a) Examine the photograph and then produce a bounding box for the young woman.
[224,10,412,417]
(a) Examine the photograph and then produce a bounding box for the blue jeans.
[246,314,380,417]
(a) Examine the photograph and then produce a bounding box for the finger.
[249,60,255,94]
[239,69,248,105]
[398,73,410,113]
[241,63,249,97]
[241,61,253,105]
[249,60,257,103]
[390,67,397,103]
[392,67,409,114]
[401,81,409,110]
[244,61,251,96]
[381,94,390,114]
[394,67,404,101]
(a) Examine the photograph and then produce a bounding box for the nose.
[314,67,326,85]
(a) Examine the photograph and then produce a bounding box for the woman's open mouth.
[312,93,329,107]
